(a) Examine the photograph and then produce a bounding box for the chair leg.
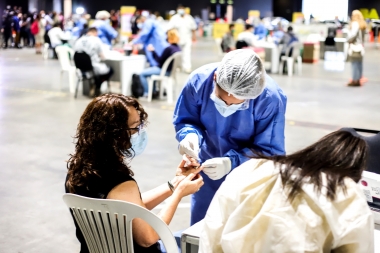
[69,69,76,93]
[60,70,64,91]
[159,80,165,100]
[297,56,302,75]
[75,78,81,98]
[147,78,154,102]
[279,60,284,75]
[166,78,174,104]
[287,58,294,77]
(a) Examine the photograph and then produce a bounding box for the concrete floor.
[0,38,379,253]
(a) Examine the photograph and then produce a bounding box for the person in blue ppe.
[173,49,287,225]
[132,15,169,67]
[254,22,268,40]
[72,14,89,38]
[92,11,118,47]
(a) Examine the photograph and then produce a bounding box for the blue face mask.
[210,93,250,117]
[129,129,148,156]
[137,23,143,29]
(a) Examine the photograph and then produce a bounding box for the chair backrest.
[73,52,94,72]
[63,194,178,253]
[56,46,74,71]
[159,52,182,78]
[286,42,302,59]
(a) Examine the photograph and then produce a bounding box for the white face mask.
[129,129,148,156]
[178,9,185,16]
[137,23,143,29]
[210,92,249,117]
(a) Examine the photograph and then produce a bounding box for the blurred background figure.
[110,10,119,30]
[74,27,114,97]
[132,15,169,67]
[279,26,299,57]
[92,10,118,47]
[139,29,181,97]
[33,13,45,54]
[221,24,235,52]
[347,10,367,87]
[1,11,13,49]
[170,5,197,73]
[236,24,256,48]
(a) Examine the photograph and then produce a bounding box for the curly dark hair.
[66,94,148,193]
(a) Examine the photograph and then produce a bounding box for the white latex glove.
[179,133,200,161]
[202,157,232,180]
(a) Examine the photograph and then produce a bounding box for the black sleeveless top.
[65,172,162,253]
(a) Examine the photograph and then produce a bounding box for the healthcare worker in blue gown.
[92,11,118,47]
[132,15,169,67]
[173,49,287,225]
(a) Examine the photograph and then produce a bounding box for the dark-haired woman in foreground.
[66,94,203,253]
[200,130,373,253]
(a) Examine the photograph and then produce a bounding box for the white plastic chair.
[215,38,225,56]
[55,46,76,93]
[147,52,182,104]
[42,43,54,60]
[63,194,178,253]
[279,42,302,77]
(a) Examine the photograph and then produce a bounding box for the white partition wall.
[302,0,348,22]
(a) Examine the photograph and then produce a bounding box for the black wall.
[233,0,273,19]
[348,0,380,14]
[272,0,302,21]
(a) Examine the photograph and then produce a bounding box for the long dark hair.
[265,130,368,201]
[66,94,148,193]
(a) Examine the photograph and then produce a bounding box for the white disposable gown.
[199,159,374,253]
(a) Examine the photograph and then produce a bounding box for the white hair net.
[95,11,110,20]
[216,49,266,100]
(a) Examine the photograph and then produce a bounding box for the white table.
[181,219,380,253]
[255,41,281,74]
[319,38,348,60]
[181,221,204,253]
[105,54,146,96]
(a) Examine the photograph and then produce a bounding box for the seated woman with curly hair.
[65,94,204,253]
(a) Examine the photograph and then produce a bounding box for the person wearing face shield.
[169,5,197,73]
[173,49,287,225]
[131,15,169,67]
[92,10,118,47]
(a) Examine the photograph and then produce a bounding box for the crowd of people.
[65,49,375,253]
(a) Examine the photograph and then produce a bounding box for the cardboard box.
[303,42,320,63]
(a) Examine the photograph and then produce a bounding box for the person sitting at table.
[236,24,257,49]
[48,23,66,48]
[279,26,299,57]
[221,24,235,53]
[199,129,373,253]
[66,94,204,253]
[92,10,118,47]
[139,29,181,97]
[74,27,113,97]
[131,15,169,67]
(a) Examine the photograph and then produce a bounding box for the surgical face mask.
[210,92,249,117]
[129,129,148,156]
[137,23,143,29]
[178,9,185,16]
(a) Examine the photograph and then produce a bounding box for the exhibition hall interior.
[1,0,380,252]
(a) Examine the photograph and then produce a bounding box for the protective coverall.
[173,63,287,225]
[92,19,118,47]
[199,159,374,253]
[132,19,169,67]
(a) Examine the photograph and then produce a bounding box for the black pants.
[94,67,114,89]
[3,31,12,48]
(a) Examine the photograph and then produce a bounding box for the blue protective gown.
[72,18,87,38]
[173,63,287,225]
[92,20,118,46]
[254,23,268,40]
[132,19,169,67]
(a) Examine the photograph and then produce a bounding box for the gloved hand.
[202,157,232,180]
[179,133,200,161]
